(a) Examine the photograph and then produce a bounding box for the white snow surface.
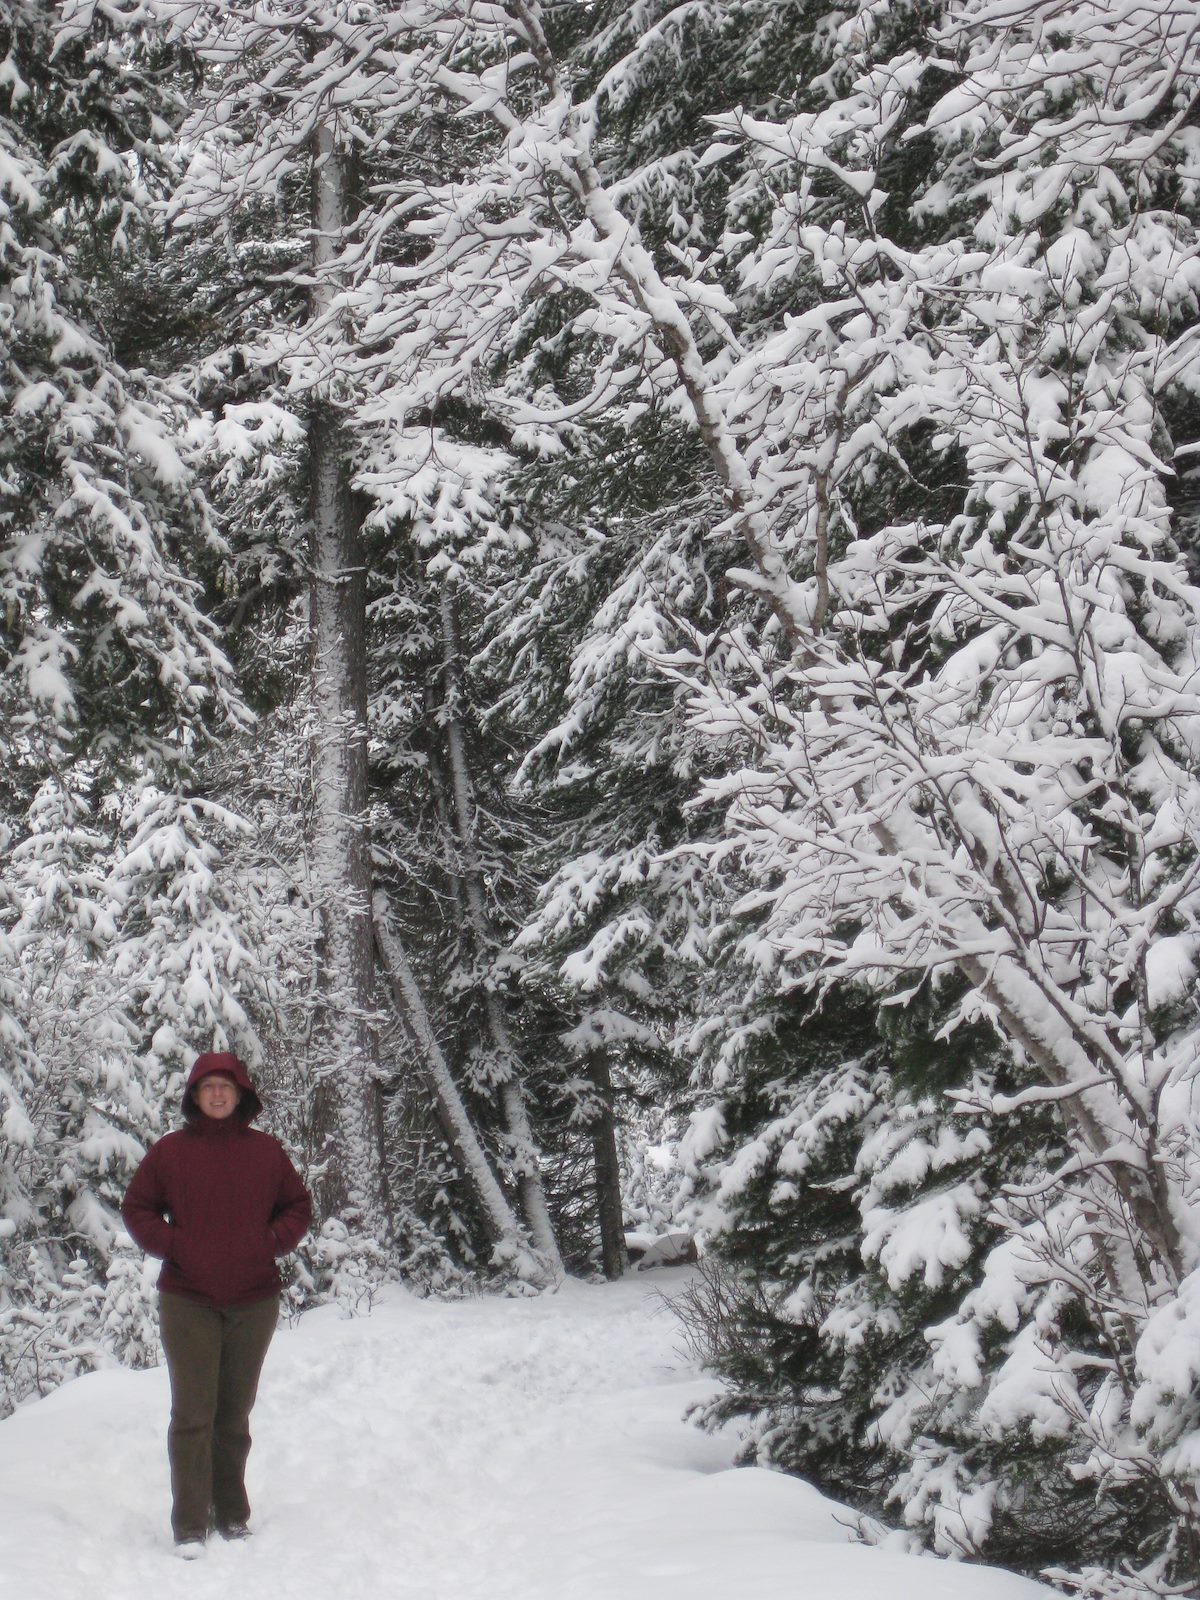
[0,1269,1057,1599]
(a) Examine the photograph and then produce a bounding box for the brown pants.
[159,1292,279,1541]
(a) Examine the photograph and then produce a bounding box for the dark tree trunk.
[588,1053,628,1281]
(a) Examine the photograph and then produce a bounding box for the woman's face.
[195,1073,242,1120]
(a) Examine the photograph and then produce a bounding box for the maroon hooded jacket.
[122,1052,312,1308]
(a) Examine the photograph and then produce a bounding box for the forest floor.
[0,1266,1055,1600]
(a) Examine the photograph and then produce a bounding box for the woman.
[122,1050,312,1556]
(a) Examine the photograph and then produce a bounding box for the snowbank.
[0,1270,1057,1599]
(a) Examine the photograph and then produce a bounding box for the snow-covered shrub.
[0,1252,104,1414]
[98,1246,161,1370]
[303,1219,389,1316]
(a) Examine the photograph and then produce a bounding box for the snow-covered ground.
[0,1269,1056,1599]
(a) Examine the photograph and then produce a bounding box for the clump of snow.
[1132,1267,1200,1476]
[863,1185,983,1291]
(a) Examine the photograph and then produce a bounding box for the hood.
[183,1051,263,1124]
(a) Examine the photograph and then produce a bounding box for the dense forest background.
[3,2,1200,1595]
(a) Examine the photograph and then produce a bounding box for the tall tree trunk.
[306,121,387,1235]
[586,1052,628,1281]
[438,581,564,1275]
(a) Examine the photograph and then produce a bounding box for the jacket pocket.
[167,1224,202,1290]
[225,1229,278,1296]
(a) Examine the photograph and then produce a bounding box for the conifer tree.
[0,0,244,1408]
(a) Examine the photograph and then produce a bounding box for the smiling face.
[194,1072,242,1121]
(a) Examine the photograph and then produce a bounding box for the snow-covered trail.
[1,1271,1053,1600]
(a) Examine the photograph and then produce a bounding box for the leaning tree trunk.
[437,581,564,1275]
[373,892,556,1285]
[306,121,388,1235]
